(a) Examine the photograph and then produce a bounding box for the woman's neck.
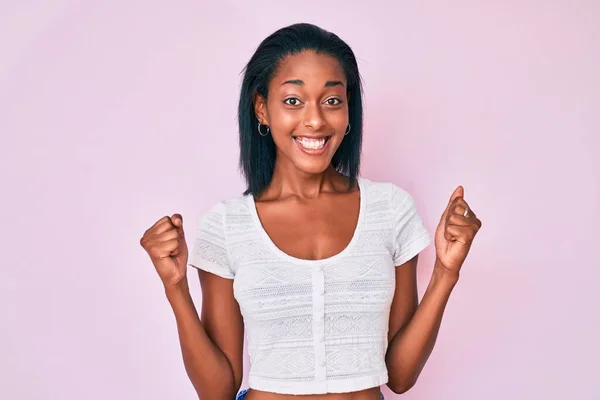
[259,163,346,201]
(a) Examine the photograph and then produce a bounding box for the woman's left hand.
[434,186,482,277]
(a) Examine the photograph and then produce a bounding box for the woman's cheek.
[273,112,301,134]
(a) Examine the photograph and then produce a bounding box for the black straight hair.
[237,23,364,196]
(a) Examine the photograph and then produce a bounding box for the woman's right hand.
[140,214,188,288]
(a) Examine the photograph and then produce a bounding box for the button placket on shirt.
[312,263,327,381]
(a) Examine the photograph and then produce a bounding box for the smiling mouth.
[293,136,332,150]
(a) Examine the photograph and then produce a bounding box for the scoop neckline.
[246,178,366,265]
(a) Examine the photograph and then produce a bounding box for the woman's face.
[255,50,349,176]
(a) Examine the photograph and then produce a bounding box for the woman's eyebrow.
[324,80,344,88]
[280,79,345,87]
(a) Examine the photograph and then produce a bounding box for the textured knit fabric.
[188,178,431,395]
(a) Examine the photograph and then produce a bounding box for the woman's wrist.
[164,277,191,301]
[432,259,460,290]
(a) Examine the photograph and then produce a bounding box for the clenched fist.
[434,186,482,277]
[140,214,188,288]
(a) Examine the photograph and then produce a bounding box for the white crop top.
[188,178,431,395]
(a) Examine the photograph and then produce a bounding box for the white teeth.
[295,137,326,150]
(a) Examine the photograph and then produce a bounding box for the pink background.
[1,1,598,399]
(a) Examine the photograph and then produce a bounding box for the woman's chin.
[293,157,333,175]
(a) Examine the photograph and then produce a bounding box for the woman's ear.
[254,93,268,125]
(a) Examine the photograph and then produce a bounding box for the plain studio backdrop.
[1,1,598,399]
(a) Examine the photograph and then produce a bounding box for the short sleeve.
[391,184,432,266]
[187,201,234,279]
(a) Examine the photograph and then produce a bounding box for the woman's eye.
[325,98,342,106]
[284,98,301,106]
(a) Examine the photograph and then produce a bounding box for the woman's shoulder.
[194,191,253,226]
[358,177,416,202]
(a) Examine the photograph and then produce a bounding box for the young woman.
[140,23,482,400]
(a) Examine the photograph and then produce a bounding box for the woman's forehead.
[272,51,346,85]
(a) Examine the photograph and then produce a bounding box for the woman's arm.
[166,271,244,400]
[386,186,481,394]
[140,210,244,399]
[385,258,458,394]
